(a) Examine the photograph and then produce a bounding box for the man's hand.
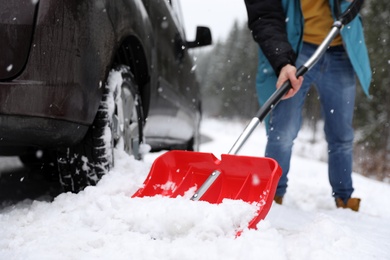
[276,64,304,99]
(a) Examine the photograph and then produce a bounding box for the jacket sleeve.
[244,0,297,75]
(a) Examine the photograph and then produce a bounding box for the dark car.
[0,0,211,192]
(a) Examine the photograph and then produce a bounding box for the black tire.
[57,65,144,193]
[19,149,59,181]
[187,133,200,151]
[57,86,113,192]
[186,102,201,151]
[19,149,55,168]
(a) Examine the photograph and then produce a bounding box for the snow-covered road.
[1,118,389,260]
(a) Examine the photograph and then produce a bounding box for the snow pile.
[1,118,389,259]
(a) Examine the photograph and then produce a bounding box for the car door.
[169,0,201,112]
[142,0,200,144]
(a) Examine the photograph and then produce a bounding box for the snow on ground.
[1,118,389,260]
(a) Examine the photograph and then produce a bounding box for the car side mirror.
[187,26,212,48]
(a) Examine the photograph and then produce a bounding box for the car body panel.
[0,0,115,124]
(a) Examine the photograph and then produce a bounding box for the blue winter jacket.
[244,0,372,107]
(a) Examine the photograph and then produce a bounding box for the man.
[243,0,371,211]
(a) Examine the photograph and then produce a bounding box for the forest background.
[192,0,389,182]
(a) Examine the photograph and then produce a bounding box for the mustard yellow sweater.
[301,0,343,46]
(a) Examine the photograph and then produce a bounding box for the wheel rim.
[114,71,144,160]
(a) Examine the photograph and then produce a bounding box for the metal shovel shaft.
[190,170,222,200]
[226,23,343,156]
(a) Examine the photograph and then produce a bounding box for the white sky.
[179,0,248,42]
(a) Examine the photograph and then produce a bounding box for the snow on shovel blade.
[132,150,282,230]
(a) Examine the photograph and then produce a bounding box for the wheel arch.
[104,0,156,119]
[113,36,151,118]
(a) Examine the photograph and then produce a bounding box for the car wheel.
[57,65,145,193]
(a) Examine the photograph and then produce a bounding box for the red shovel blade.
[132,150,282,230]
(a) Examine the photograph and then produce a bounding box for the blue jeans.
[265,42,356,201]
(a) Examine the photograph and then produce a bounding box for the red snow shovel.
[132,150,281,230]
[132,0,363,232]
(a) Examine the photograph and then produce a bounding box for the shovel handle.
[335,0,364,25]
[228,0,365,155]
[227,65,307,155]
[256,66,308,122]
[254,0,364,123]
[228,25,341,155]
